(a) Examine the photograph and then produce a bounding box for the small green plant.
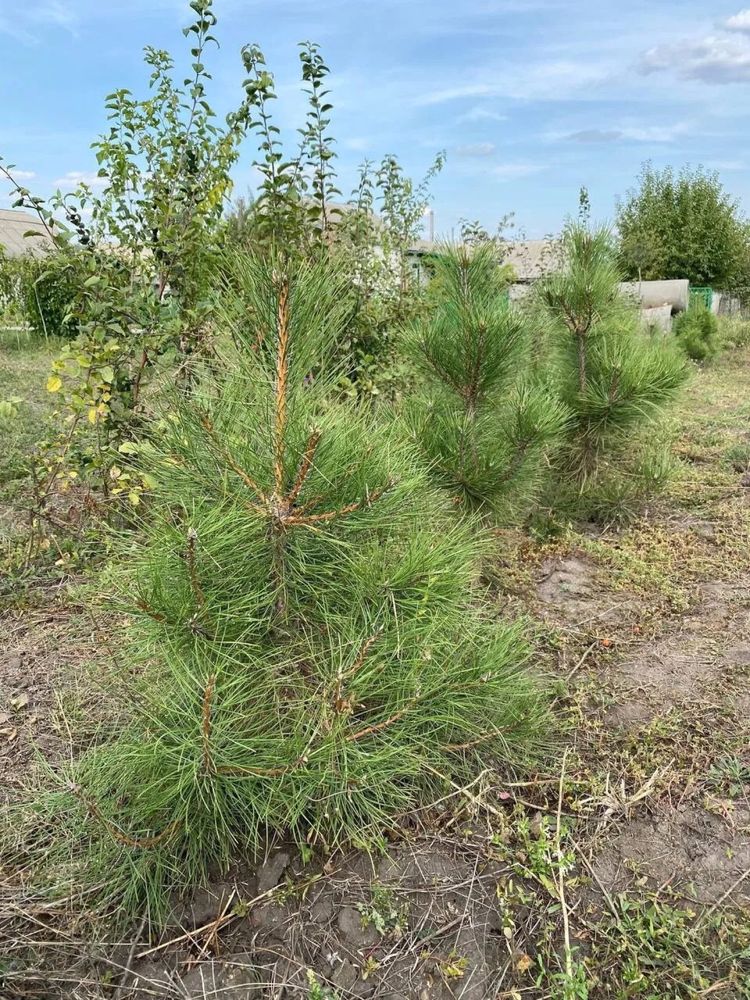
[537,223,688,520]
[674,304,719,361]
[726,441,750,473]
[407,242,567,521]
[306,969,339,999]
[0,395,22,424]
[357,885,409,937]
[22,252,546,921]
[438,952,470,981]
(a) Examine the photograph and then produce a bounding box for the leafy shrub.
[536,224,688,520]
[673,305,718,361]
[28,253,545,919]
[617,163,750,289]
[407,243,567,521]
[15,254,79,340]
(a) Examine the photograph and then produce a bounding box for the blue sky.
[2,0,750,238]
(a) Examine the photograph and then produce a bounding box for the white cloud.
[9,169,37,180]
[455,142,496,157]
[492,162,545,181]
[457,107,508,123]
[413,59,609,106]
[723,8,750,33]
[563,128,622,143]
[53,171,107,189]
[555,121,688,144]
[640,34,750,84]
[0,1,79,42]
[619,122,689,142]
[705,158,746,170]
[414,83,493,106]
[342,137,371,152]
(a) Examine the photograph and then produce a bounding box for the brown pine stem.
[186,528,205,608]
[286,480,394,526]
[332,629,382,714]
[135,598,167,623]
[72,784,181,850]
[287,428,322,506]
[215,755,308,779]
[273,278,291,498]
[346,696,418,742]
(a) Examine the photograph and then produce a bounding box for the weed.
[357,885,409,938]
[306,969,339,999]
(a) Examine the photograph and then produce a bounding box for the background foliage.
[617,163,750,292]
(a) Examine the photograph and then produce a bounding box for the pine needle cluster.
[536,224,689,518]
[407,243,567,520]
[27,252,545,919]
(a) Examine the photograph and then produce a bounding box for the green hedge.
[0,252,79,339]
[18,255,79,339]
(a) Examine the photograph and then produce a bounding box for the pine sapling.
[24,252,547,920]
[537,224,689,518]
[407,243,567,521]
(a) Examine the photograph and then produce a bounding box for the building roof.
[501,239,563,282]
[0,209,55,258]
[407,239,436,256]
[406,238,564,278]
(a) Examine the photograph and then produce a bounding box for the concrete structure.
[0,209,54,258]
[618,279,690,315]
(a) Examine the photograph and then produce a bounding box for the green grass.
[0,327,57,492]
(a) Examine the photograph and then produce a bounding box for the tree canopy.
[616,163,750,290]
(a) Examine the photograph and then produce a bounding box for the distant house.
[406,237,566,290]
[406,239,439,284]
[502,239,563,285]
[0,209,54,258]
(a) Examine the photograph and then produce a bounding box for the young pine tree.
[407,243,567,521]
[537,224,688,517]
[37,253,545,917]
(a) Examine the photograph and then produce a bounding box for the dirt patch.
[536,554,642,631]
[593,803,750,905]
[123,841,522,1000]
[602,594,750,729]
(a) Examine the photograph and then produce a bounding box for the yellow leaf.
[516,954,533,974]
[47,375,62,393]
[128,490,141,506]
[88,407,98,424]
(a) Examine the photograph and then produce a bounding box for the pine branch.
[286,480,394,526]
[71,784,181,850]
[346,696,419,743]
[135,598,166,623]
[286,428,322,506]
[332,629,382,713]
